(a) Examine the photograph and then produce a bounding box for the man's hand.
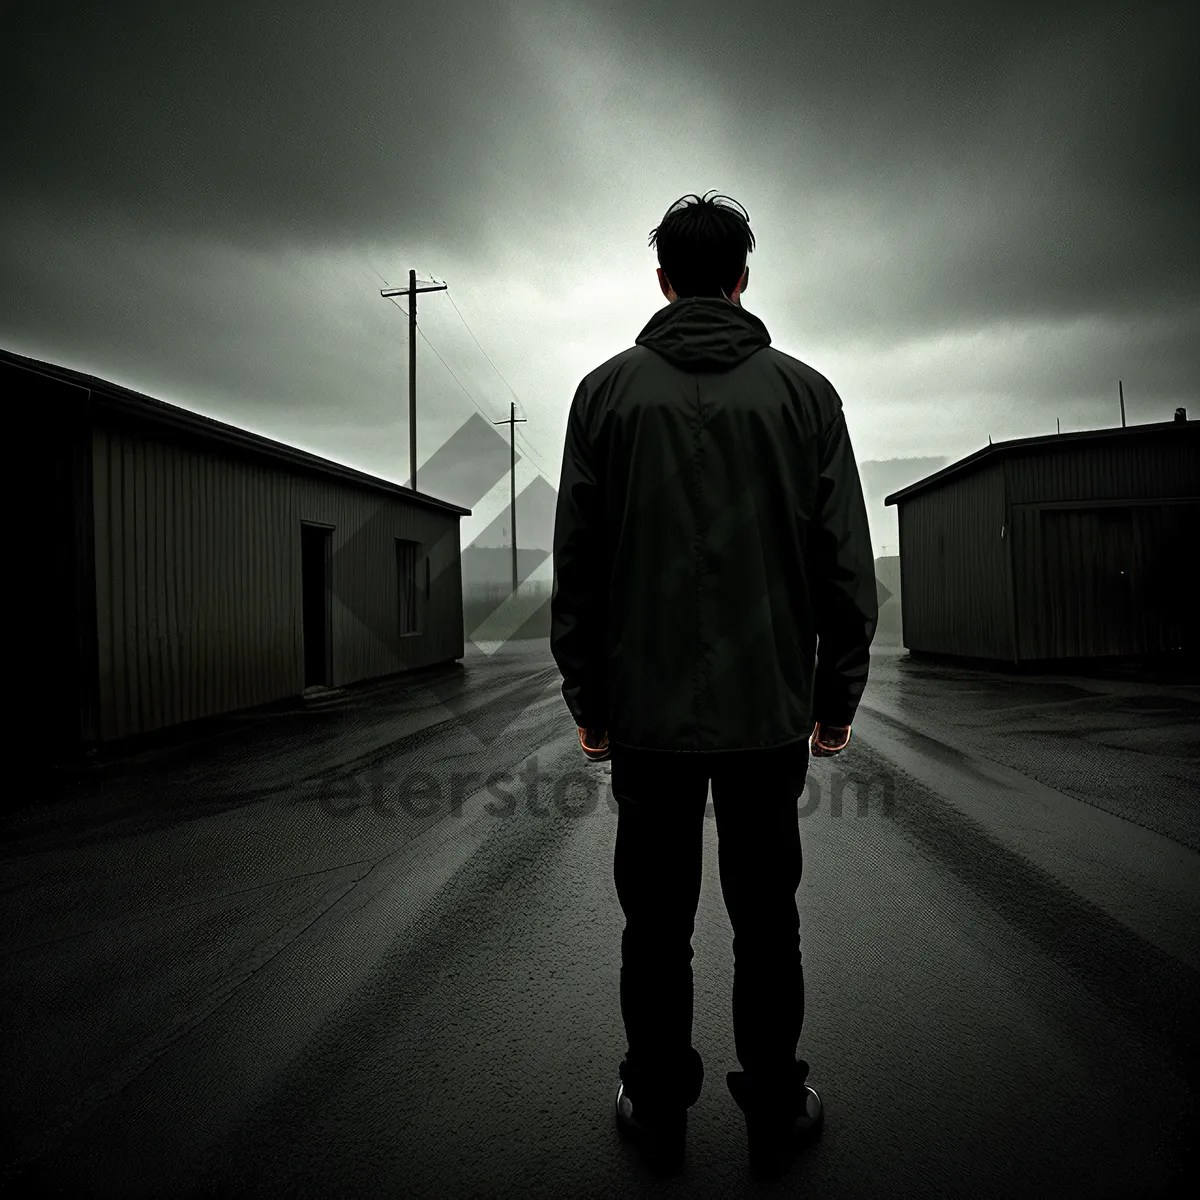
[579,728,611,762]
[811,721,851,756]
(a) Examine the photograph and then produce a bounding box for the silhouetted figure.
[1175,407,1187,422]
[552,191,878,1178]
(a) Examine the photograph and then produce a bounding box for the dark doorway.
[301,523,332,687]
[20,364,96,766]
[1134,502,1196,654]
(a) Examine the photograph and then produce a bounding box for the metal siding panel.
[328,492,342,686]
[1011,506,1041,659]
[212,455,226,712]
[215,457,229,714]
[190,444,206,724]
[71,419,101,747]
[162,441,177,729]
[1041,509,1076,656]
[910,493,941,652]
[122,435,138,739]
[119,433,134,740]
[211,454,223,711]
[187,447,200,724]
[233,461,245,711]
[250,464,260,708]
[88,423,464,742]
[109,430,126,741]
[1038,508,1139,657]
[174,441,189,726]
[136,434,153,734]
[282,475,295,691]
[260,468,272,693]
[251,468,263,699]
[1006,429,1199,505]
[163,442,178,723]
[224,458,237,711]
[181,445,197,726]
[254,466,266,698]
[323,484,463,684]
[287,475,298,688]
[1007,431,1198,662]
[140,438,155,731]
[1019,500,1195,661]
[224,457,236,711]
[900,500,915,651]
[1002,457,1018,663]
[904,430,1200,665]
[209,453,223,716]
[208,454,221,712]
[123,431,138,737]
[148,439,165,731]
[897,464,1007,658]
[94,430,107,743]
[111,434,126,740]
[197,449,209,722]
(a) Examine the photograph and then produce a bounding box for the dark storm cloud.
[5,0,1196,361]
[2,0,1195,499]
[665,0,1200,336]
[3,0,550,256]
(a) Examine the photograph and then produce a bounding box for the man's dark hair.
[648,190,756,299]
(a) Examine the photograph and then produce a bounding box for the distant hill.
[873,555,903,645]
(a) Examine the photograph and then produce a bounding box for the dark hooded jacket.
[550,295,878,753]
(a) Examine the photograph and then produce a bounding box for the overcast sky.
[4,0,1196,558]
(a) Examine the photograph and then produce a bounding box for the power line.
[382,294,501,437]
[440,281,554,474]
[367,270,495,434]
[443,285,524,414]
[370,264,558,483]
[429,277,559,479]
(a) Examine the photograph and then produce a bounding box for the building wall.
[90,421,464,743]
[897,461,1012,659]
[1003,426,1198,505]
[1006,429,1199,659]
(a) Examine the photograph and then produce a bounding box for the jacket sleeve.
[808,401,879,728]
[551,380,610,729]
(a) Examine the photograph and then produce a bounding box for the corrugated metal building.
[9,348,470,764]
[883,415,1198,666]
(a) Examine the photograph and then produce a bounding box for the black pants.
[611,740,811,1113]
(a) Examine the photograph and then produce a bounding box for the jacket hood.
[634,296,771,372]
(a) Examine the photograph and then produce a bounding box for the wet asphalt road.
[2,642,1198,1198]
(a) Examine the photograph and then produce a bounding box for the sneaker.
[727,1070,825,1179]
[579,728,611,762]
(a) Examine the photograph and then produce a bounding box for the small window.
[396,538,420,634]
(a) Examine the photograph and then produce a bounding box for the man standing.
[551,191,878,1179]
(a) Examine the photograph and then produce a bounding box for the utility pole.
[493,401,527,595]
[380,270,447,491]
[1056,417,1060,434]
[1119,379,1126,428]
